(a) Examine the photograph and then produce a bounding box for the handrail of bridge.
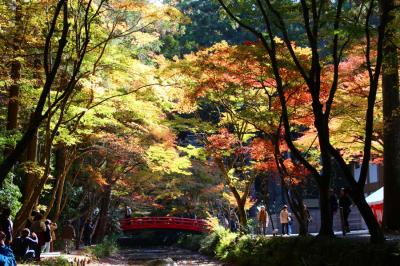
[120,216,210,233]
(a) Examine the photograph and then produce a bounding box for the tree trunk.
[45,144,67,218]
[237,201,247,228]
[286,188,308,236]
[352,187,385,243]
[318,182,334,236]
[23,113,38,204]
[380,0,400,232]
[93,186,111,243]
[4,0,22,156]
[6,62,20,131]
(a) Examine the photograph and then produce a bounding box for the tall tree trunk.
[318,181,333,236]
[7,62,20,131]
[284,186,308,236]
[237,201,247,228]
[23,113,38,204]
[93,186,112,243]
[380,0,400,232]
[4,0,22,156]
[352,186,385,243]
[45,144,67,218]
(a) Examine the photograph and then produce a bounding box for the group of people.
[257,204,311,235]
[0,208,96,264]
[257,204,312,235]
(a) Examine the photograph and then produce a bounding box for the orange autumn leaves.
[205,128,308,183]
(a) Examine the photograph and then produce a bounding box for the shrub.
[199,226,400,266]
[177,233,205,251]
[39,256,70,266]
[87,235,119,258]
[200,225,238,257]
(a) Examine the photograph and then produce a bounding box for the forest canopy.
[0,0,399,246]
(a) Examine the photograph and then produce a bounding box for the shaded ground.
[21,247,224,266]
[103,247,224,265]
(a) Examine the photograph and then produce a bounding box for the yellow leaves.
[21,162,44,179]
[131,31,160,46]
[273,36,284,44]
[292,44,312,56]
[108,0,147,11]
[146,144,192,176]
[222,191,254,210]
[149,124,176,147]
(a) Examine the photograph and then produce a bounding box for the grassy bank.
[178,226,400,266]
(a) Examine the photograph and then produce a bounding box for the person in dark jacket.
[30,212,45,261]
[83,220,93,246]
[62,221,75,254]
[11,228,38,261]
[0,209,13,245]
[339,188,352,233]
[42,220,52,253]
[0,231,16,266]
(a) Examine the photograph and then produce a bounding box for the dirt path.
[20,247,224,266]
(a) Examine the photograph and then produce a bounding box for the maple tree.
[216,0,391,243]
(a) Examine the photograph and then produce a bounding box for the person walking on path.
[280,205,289,235]
[50,221,58,252]
[0,209,13,245]
[0,231,16,266]
[42,220,52,253]
[62,221,75,254]
[339,188,352,233]
[329,189,338,228]
[303,204,312,233]
[257,206,269,235]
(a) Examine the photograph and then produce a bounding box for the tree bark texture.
[4,0,22,156]
[93,186,112,243]
[380,0,400,232]
[23,113,38,204]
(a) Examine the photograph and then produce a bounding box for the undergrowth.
[39,256,70,266]
[87,235,119,258]
[199,226,400,266]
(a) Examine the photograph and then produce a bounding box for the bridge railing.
[120,216,210,233]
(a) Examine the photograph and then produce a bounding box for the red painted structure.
[120,217,209,233]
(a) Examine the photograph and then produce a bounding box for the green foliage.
[199,227,400,266]
[177,233,205,251]
[146,144,192,175]
[0,174,22,217]
[199,225,237,256]
[39,256,70,266]
[161,0,254,57]
[87,235,119,258]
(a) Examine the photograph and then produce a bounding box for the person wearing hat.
[280,205,289,235]
[257,206,269,235]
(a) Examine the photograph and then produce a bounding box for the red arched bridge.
[120,217,209,233]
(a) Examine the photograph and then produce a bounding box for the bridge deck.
[120,217,209,233]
